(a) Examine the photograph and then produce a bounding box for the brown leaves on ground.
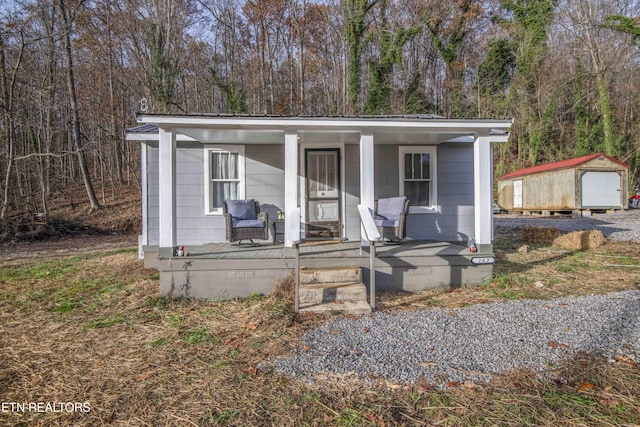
[1,228,639,426]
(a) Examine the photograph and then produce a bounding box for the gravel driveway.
[495,209,640,243]
[267,210,640,387]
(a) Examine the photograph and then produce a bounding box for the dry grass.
[0,229,639,426]
[553,229,606,250]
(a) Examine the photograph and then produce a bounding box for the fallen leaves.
[576,381,595,392]
[135,369,155,382]
[419,362,436,367]
[547,340,570,350]
[246,320,259,331]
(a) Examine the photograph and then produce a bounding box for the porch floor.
[182,240,470,260]
[151,240,493,299]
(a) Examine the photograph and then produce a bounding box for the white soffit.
[134,115,513,145]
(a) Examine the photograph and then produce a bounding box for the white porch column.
[284,131,299,247]
[360,132,375,246]
[158,127,177,252]
[474,134,493,245]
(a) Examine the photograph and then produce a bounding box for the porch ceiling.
[176,127,479,145]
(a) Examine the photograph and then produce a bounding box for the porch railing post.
[369,239,376,310]
[287,207,302,312]
[294,242,300,312]
[357,205,381,311]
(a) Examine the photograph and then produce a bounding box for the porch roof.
[133,113,512,250]
[128,114,512,145]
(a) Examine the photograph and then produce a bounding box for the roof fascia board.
[136,114,513,131]
[125,132,196,142]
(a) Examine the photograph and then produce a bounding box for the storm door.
[305,149,341,239]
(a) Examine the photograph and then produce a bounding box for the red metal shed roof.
[499,153,628,180]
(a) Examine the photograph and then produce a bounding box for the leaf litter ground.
[0,193,639,425]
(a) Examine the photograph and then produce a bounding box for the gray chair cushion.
[232,219,266,228]
[226,199,257,220]
[374,219,399,227]
[376,197,407,221]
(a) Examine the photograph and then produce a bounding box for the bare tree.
[56,0,100,210]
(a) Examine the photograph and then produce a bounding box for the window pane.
[211,152,238,180]
[404,181,430,206]
[404,153,413,180]
[212,181,238,208]
[412,154,421,180]
[421,153,430,180]
[211,153,222,180]
[229,153,238,179]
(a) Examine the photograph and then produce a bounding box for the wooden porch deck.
[147,240,494,300]
[184,240,470,260]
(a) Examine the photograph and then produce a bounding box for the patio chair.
[374,196,410,243]
[223,199,269,244]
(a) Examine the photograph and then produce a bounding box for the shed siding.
[497,154,628,211]
[521,169,576,210]
[497,179,513,210]
[581,157,625,170]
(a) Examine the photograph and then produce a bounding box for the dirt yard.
[0,186,639,426]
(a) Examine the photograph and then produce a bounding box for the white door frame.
[299,142,346,240]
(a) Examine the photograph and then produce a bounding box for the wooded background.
[1,0,639,221]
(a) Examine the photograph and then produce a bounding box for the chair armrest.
[258,211,269,224]
[224,213,233,241]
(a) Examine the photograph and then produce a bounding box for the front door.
[305,149,341,239]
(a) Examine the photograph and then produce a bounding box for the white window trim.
[204,145,245,215]
[399,146,438,213]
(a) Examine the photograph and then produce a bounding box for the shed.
[497,153,628,212]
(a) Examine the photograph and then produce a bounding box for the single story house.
[126,114,512,300]
[497,153,629,213]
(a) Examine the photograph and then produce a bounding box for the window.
[205,146,245,214]
[399,146,437,212]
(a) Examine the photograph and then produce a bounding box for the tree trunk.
[57,0,100,211]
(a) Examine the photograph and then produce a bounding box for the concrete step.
[299,265,361,285]
[299,300,371,315]
[299,282,367,305]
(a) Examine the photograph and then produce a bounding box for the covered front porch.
[128,114,512,300]
[143,239,495,300]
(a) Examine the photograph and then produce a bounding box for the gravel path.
[267,210,640,387]
[269,291,640,387]
[494,209,640,243]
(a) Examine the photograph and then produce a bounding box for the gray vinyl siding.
[374,145,399,198]
[369,143,475,242]
[175,144,225,244]
[427,142,475,242]
[146,145,159,245]
[146,141,475,246]
[245,144,285,220]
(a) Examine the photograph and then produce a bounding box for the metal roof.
[499,153,629,180]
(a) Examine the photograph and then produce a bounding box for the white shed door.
[513,179,523,208]
[581,171,621,208]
